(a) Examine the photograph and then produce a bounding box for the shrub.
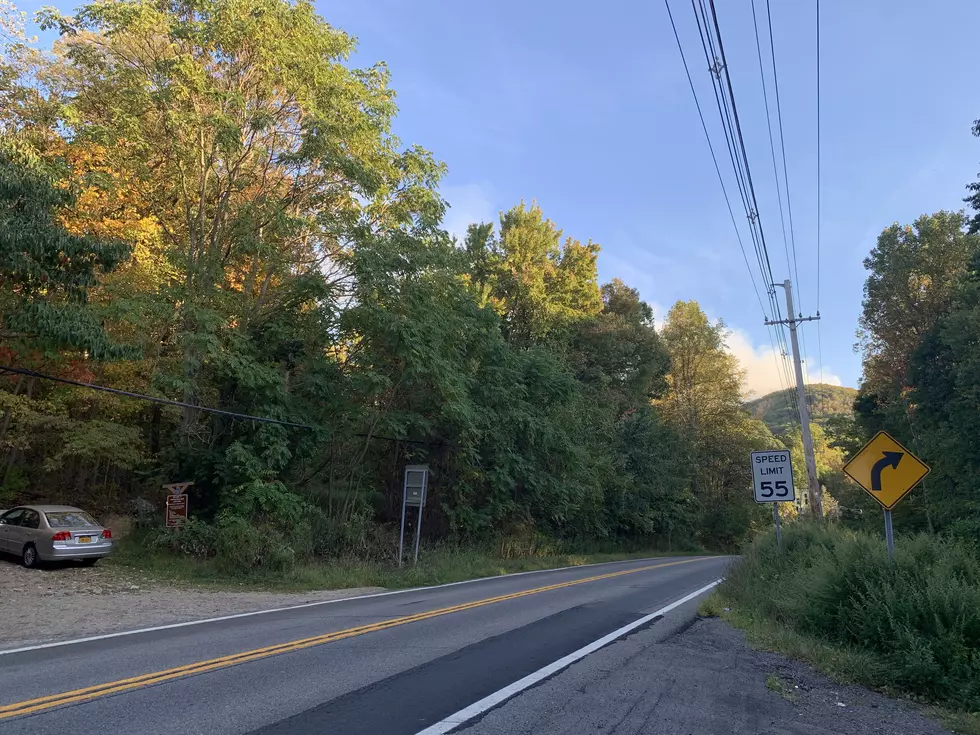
[724,523,980,709]
[212,515,297,573]
[147,518,218,558]
[146,515,299,573]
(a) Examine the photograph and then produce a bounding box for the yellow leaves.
[55,140,163,249]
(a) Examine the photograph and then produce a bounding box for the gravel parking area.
[0,557,385,650]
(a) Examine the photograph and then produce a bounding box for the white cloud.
[440,183,496,243]
[726,328,843,400]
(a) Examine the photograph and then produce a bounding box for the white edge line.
[414,578,723,735]
[0,555,711,656]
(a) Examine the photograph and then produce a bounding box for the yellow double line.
[0,557,712,721]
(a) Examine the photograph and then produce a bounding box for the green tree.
[657,301,772,548]
[38,0,445,442]
[965,119,980,233]
[473,202,602,348]
[909,249,980,537]
[0,143,129,358]
[856,211,980,439]
[569,278,669,412]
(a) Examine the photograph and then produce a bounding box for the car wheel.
[80,558,99,567]
[21,544,40,569]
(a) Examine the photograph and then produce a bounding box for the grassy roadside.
[697,524,980,735]
[106,535,703,592]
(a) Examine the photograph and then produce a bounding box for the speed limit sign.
[750,450,796,503]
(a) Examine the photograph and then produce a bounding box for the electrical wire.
[0,364,447,446]
[665,0,789,397]
[765,0,802,297]
[674,0,798,400]
[0,365,317,429]
[815,0,826,385]
[751,0,791,290]
[749,0,807,412]
[706,0,779,289]
[663,0,768,318]
[690,0,787,343]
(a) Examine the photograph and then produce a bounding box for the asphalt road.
[0,555,729,735]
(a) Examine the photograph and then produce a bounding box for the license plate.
[77,536,92,544]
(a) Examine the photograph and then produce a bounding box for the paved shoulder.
[458,615,951,735]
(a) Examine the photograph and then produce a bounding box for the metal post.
[773,502,782,550]
[780,279,823,519]
[884,509,895,561]
[413,501,424,565]
[398,492,407,567]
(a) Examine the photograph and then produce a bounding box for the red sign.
[166,493,188,527]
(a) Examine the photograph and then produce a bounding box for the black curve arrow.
[870,451,903,492]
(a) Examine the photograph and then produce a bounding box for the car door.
[0,509,25,553]
[17,509,41,552]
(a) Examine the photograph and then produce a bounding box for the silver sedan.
[0,505,113,567]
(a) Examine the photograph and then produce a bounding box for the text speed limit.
[750,450,796,503]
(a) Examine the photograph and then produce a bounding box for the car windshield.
[45,511,99,528]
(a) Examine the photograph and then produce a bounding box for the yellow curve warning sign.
[842,430,930,511]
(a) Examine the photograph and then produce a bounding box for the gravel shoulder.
[460,613,952,735]
[0,557,384,650]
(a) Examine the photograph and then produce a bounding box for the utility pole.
[767,279,823,518]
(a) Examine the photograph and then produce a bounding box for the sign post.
[750,450,795,551]
[163,482,194,528]
[398,465,428,567]
[842,430,929,562]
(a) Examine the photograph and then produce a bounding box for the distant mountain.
[744,384,857,437]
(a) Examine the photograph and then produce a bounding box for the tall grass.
[724,523,980,709]
[110,531,698,592]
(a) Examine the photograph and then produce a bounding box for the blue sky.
[321,0,980,394]
[19,0,980,394]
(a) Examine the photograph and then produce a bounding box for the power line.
[690,0,787,343]
[665,0,789,398]
[750,0,791,288]
[702,0,796,400]
[764,0,802,299]
[0,365,317,429]
[698,0,791,351]
[673,0,798,401]
[816,0,826,384]
[705,0,779,289]
[755,0,816,414]
[0,364,447,446]
[816,0,822,316]
[663,0,767,318]
[748,0,806,410]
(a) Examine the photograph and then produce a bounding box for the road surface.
[0,555,728,735]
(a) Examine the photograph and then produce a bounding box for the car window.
[44,511,99,528]
[0,509,24,526]
[21,510,40,529]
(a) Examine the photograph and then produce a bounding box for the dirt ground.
[460,615,955,735]
[0,556,384,649]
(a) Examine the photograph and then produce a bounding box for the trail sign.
[842,431,929,511]
[750,450,795,503]
[165,494,188,527]
[163,482,193,528]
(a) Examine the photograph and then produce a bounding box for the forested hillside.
[745,385,856,436]
[0,0,780,568]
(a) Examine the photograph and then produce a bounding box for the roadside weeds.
[106,537,705,592]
